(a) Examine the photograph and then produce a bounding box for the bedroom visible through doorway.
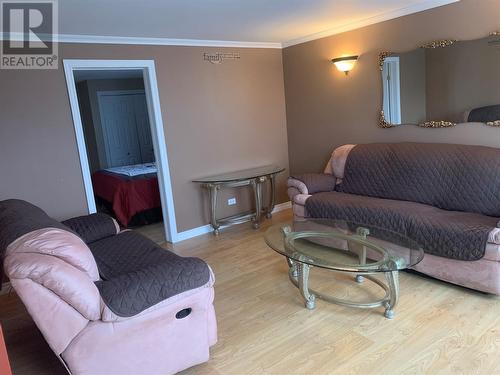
[64,60,178,243]
[75,70,163,236]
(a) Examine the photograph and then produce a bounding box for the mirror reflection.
[381,33,500,127]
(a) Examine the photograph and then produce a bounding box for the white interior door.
[133,94,155,163]
[98,92,144,167]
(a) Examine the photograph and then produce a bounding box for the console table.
[193,165,285,235]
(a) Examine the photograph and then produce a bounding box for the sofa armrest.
[288,177,309,196]
[95,256,212,319]
[288,173,337,195]
[62,213,120,244]
[489,228,500,244]
[101,268,215,322]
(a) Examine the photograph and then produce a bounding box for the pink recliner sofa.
[288,143,500,295]
[0,199,217,375]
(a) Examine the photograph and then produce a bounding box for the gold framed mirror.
[379,31,500,128]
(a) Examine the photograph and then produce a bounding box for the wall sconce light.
[331,55,359,75]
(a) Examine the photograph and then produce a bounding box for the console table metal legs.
[208,185,221,235]
[266,174,276,219]
[204,173,279,235]
[251,178,263,229]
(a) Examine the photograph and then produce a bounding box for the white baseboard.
[271,201,292,213]
[174,201,291,243]
[174,224,217,242]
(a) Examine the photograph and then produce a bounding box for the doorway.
[63,60,177,243]
[382,56,402,125]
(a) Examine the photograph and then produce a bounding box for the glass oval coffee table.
[264,219,424,319]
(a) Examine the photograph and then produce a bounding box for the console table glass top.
[193,165,285,183]
[264,219,424,318]
[193,165,285,235]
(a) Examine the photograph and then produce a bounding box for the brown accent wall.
[283,0,500,174]
[400,48,426,125]
[0,44,288,232]
[425,37,500,123]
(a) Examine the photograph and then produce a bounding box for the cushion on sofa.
[338,143,500,217]
[305,191,497,261]
[324,144,357,180]
[62,213,119,244]
[468,104,500,123]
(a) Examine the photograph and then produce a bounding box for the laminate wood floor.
[1,210,499,375]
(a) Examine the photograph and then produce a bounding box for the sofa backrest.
[0,199,70,253]
[0,199,101,354]
[337,143,500,217]
[0,199,100,281]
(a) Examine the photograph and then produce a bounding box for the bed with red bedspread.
[91,169,161,227]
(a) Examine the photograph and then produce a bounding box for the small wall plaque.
[203,52,241,64]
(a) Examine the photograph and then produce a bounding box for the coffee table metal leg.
[355,245,367,283]
[355,228,369,283]
[297,263,316,310]
[384,271,399,319]
[286,257,298,278]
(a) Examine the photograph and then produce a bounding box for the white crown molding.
[174,201,292,243]
[59,34,283,49]
[1,0,458,50]
[282,0,460,48]
[0,32,282,49]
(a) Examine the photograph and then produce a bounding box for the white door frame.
[63,59,178,243]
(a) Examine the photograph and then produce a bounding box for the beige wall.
[425,36,500,123]
[0,44,288,232]
[283,0,500,174]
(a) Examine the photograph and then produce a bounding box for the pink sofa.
[288,143,500,295]
[0,200,217,375]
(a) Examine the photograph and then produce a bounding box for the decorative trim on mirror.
[379,111,456,128]
[378,31,499,129]
[486,120,500,127]
[420,39,457,49]
[379,111,393,128]
[378,51,393,71]
[420,121,456,128]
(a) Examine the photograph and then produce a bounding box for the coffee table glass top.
[192,165,285,184]
[265,219,424,273]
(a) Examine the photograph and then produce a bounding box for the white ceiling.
[59,0,459,47]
